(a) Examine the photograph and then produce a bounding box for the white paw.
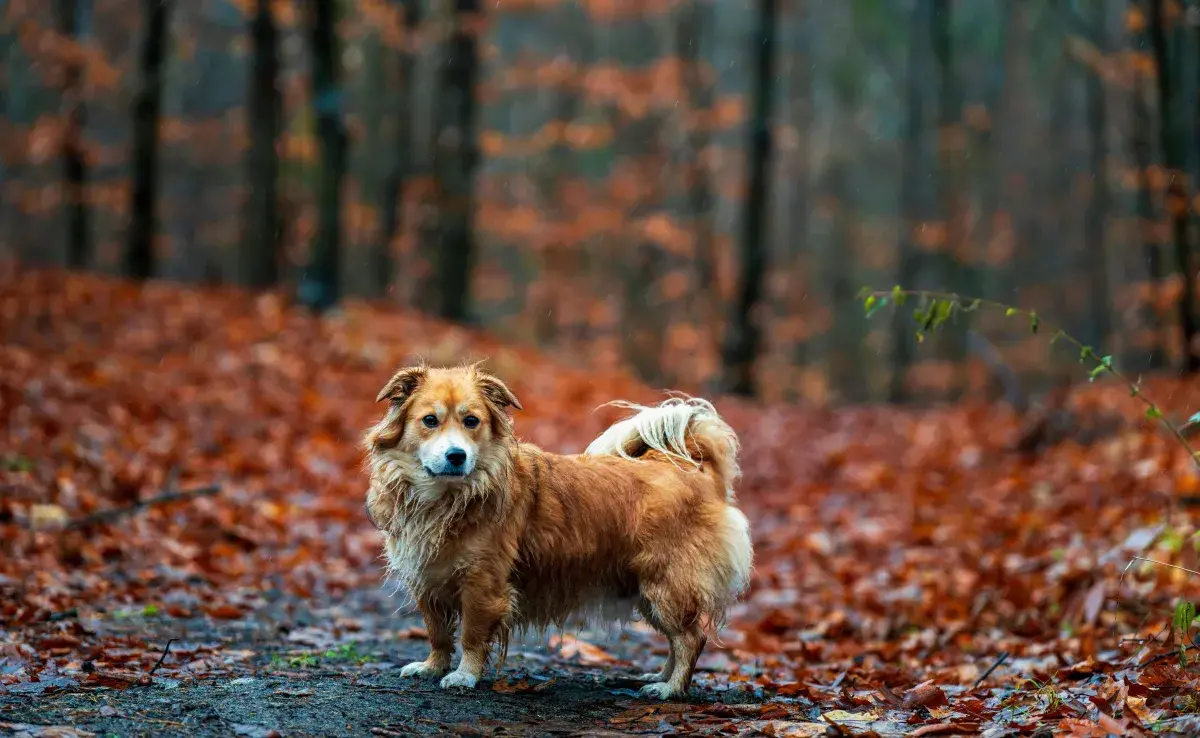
[439,669,479,690]
[639,682,679,700]
[399,660,447,679]
[638,671,667,682]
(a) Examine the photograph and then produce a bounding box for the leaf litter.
[2,271,1200,734]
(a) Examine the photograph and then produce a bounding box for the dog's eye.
[463,415,480,430]
[421,414,439,428]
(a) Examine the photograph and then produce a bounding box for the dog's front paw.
[439,669,479,690]
[400,660,449,679]
[639,682,681,700]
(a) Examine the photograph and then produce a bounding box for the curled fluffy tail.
[583,396,741,501]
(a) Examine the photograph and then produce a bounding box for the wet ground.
[1,587,790,737]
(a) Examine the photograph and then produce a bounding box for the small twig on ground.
[1124,556,1200,579]
[66,485,220,529]
[147,638,177,679]
[1138,639,1200,668]
[359,685,409,696]
[972,651,1010,690]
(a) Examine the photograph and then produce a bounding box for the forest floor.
[3,270,1200,737]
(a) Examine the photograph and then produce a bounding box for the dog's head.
[366,363,522,483]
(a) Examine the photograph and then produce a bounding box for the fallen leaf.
[821,710,877,723]
[492,676,556,694]
[205,604,244,620]
[903,680,949,709]
[549,634,616,665]
[911,724,980,737]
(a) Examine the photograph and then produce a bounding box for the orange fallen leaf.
[549,633,616,665]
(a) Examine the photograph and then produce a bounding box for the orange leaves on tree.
[1125,6,1148,34]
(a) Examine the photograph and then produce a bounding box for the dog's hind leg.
[637,582,706,700]
[636,600,676,682]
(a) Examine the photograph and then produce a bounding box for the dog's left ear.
[475,370,522,411]
[375,365,428,403]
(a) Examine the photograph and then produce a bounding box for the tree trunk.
[427,0,479,321]
[1083,0,1111,354]
[890,0,934,403]
[931,0,969,398]
[298,0,347,312]
[376,0,421,299]
[240,0,281,288]
[1148,0,1197,371]
[720,0,776,396]
[1131,18,1166,369]
[56,0,90,270]
[126,0,171,280]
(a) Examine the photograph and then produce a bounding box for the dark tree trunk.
[1083,0,1111,354]
[377,0,421,299]
[1130,1,1166,369]
[931,0,968,398]
[298,0,347,312]
[720,0,776,396]
[427,0,479,321]
[56,0,90,270]
[1148,0,1197,371]
[126,0,171,280]
[240,0,281,288]
[890,0,933,403]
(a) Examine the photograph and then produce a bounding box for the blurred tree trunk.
[56,0,90,269]
[376,0,420,299]
[720,0,776,396]
[126,0,172,280]
[1148,0,1197,371]
[1083,0,1111,354]
[1130,12,1166,369]
[679,2,718,350]
[240,0,280,288]
[971,4,1010,302]
[931,0,968,398]
[890,0,935,403]
[298,0,346,312]
[424,0,479,321]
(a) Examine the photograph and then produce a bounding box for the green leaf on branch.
[1146,406,1164,421]
[864,296,889,318]
[892,285,906,306]
[1029,312,1039,334]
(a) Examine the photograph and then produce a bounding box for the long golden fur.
[363,363,753,699]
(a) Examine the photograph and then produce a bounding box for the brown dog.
[363,363,753,699]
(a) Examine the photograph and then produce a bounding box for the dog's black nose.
[445,448,467,467]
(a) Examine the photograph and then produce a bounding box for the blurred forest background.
[2,0,1200,404]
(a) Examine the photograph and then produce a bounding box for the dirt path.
[1,587,802,737]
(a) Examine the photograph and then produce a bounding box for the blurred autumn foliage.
[4,0,1200,402]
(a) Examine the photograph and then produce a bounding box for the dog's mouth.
[423,465,468,479]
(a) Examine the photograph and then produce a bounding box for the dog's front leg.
[400,595,457,679]
[439,570,511,690]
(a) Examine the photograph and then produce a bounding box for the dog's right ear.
[375,365,428,403]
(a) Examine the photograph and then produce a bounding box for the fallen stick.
[66,485,221,529]
[147,638,177,679]
[972,651,1010,690]
[136,639,178,685]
